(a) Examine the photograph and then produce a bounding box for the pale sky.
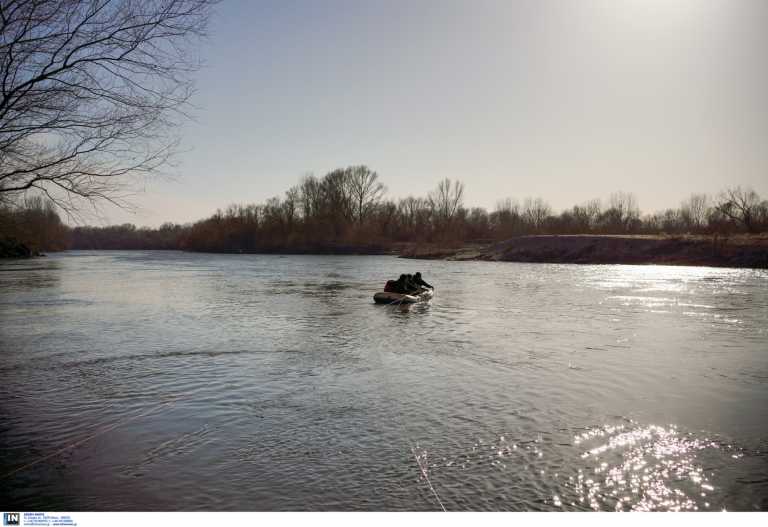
[104,0,768,227]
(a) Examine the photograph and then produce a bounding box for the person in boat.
[412,272,433,290]
[404,274,423,293]
[383,274,427,295]
[384,274,408,294]
[384,274,418,294]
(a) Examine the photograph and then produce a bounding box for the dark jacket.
[413,275,433,289]
[392,276,419,294]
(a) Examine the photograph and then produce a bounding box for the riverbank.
[5,235,768,269]
[0,237,37,258]
[400,235,768,269]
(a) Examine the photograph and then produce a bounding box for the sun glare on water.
[571,423,727,511]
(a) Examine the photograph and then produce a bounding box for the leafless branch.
[0,0,217,211]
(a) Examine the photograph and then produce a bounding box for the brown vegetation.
[0,196,67,256]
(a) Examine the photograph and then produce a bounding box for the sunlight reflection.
[409,419,744,511]
[589,265,748,295]
[571,422,727,511]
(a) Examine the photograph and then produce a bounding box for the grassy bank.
[400,235,768,269]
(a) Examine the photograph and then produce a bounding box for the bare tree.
[345,165,385,225]
[0,0,216,214]
[714,186,761,233]
[610,192,639,222]
[321,168,354,231]
[282,185,299,229]
[299,173,321,221]
[680,193,709,231]
[756,200,768,231]
[397,195,427,231]
[584,198,602,229]
[571,198,601,232]
[521,197,551,231]
[494,197,519,218]
[601,192,640,232]
[428,178,464,228]
[661,208,683,233]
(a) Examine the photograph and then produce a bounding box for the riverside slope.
[401,235,768,269]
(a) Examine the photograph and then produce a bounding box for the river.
[1,251,766,511]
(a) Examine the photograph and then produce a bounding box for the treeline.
[155,169,768,251]
[71,223,185,250]
[0,197,69,256]
[2,166,768,255]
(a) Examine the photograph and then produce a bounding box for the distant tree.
[494,198,519,217]
[571,198,602,233]
[521,197,551,232]
[641,212,661,234]
[490,198,521,237]
[397,196,430,239]
[371,199,398,239]
[714,186,762,233]
[0,0,216,214]
[263,197,285,233]
[322,169,353,222]
[600,192,640,233]
[283,186,300,229]
[299,174,322,222]
[0,195,68,251]
[346,165,385,225]
[755,200,768,232]
[428,178,464,229]
[465,207,490,239]
[680,193,709,231]
[660,208,683,233]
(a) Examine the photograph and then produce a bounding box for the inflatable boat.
[373,288,434,305]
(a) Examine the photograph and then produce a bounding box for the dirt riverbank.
[400,235,768,269]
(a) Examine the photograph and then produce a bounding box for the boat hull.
[373,288,434,305]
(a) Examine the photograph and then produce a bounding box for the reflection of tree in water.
[0,260,63,291]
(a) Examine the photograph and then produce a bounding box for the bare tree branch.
[714,186,761,233]
[428,178,464,229]
[0,0,217,212]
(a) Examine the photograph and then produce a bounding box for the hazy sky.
[106,0,768,226]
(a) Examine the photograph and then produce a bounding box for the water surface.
[1,251,766,510]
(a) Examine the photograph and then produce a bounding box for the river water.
[0,251,766,511]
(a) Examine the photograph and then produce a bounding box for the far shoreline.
[399,234,768,270]
[8,234,767,270]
